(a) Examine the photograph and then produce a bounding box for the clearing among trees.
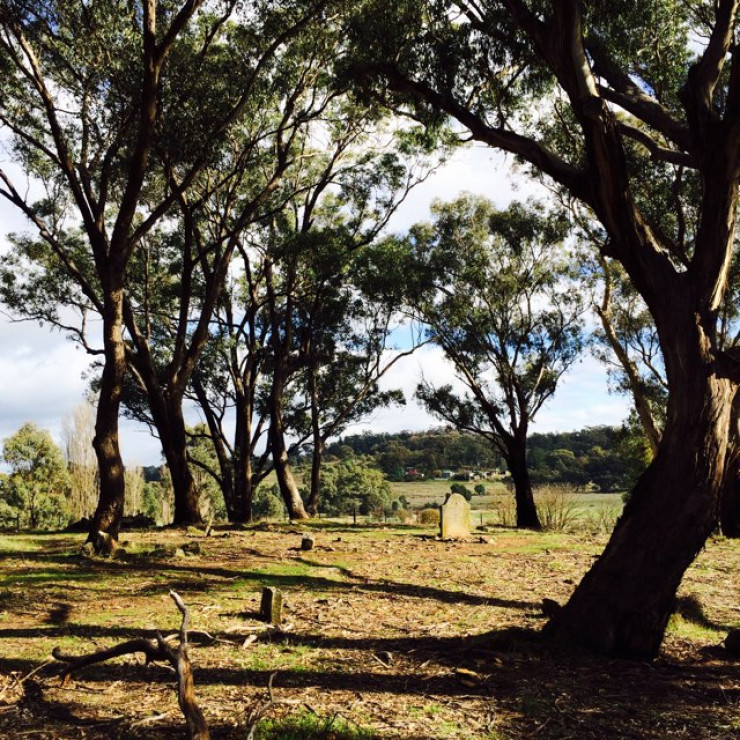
[0,523,738,739]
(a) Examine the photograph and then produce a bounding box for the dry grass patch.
[0,525,737,738]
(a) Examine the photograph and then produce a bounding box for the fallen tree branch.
[52,591,209,740]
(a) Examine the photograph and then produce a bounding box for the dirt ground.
[0,523,738,739]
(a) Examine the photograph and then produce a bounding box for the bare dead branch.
[52,591,209,740]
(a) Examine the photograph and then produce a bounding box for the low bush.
[535,485,579,532]
[418,508,439,525]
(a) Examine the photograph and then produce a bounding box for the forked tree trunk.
[546,322,735,658]
[505,441,541,530]
[89,290,127,543]
[268,384,309,520]
[270,425,309,520]
[232,390,255,523]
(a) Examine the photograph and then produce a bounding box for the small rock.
[174,548,187,558]
[80,542,95,557]
[182,542,201,555]
[301,534,315,551]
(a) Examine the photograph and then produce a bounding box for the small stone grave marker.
[260,586,283,625]
[439,492,471,539]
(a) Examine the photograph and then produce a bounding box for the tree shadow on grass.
[2,623,740,740]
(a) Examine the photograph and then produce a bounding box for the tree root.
[52,590,209,740]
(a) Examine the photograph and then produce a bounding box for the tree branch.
[52,591,209,740]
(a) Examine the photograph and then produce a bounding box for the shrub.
[580,504,621,534]
[450,482,473,500]
[494,496,517,527]
[396,508,416,524]
[535,484,579,532]
[418,508,439,525]
[253,484,286,520]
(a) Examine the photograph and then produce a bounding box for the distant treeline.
[326,425,643,492]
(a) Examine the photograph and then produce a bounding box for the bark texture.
[505,440,541,530]
[89,290,127,544]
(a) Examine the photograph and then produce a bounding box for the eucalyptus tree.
[345,1,740,657]
[1,422,71,530]
[406,196,585,529]
[0,0,228,540]
[118,10,340,526]
[189,108,434,521]
[188,263,273,523]
[592,255,666,457]
[258,125,430,519]
[0,0,327,539]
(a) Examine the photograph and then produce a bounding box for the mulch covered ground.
[0,523,738,739]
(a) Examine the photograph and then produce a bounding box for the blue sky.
[0,142,629,465]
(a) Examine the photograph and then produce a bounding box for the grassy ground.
[0,523,738,739]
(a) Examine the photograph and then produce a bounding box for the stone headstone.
[260,586,283,625]
[439,493,471,539]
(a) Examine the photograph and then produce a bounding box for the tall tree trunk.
[720,445,740,538]
[132,356,203,526]
[546,321,734,658]
[268,381,309,520]
[505,439,541,530]
[232,398,254,523]
[89,289,127,543]
[192,373,239,521]
[159,399,202,526]
[306,440,323,516]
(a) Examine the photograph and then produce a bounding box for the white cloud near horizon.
[0,141,630,465]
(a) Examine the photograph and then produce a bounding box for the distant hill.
[327,425,643,492]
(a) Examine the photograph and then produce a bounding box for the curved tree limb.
[52,591,209,740]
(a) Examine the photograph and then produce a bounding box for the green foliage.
[332,425,642,492]
[318,457,394,516]
[253,484,287,520]
[0,423,71,530]
[450,482,472,501]
[328,429,503,475]
[186,426,226,521]
[141,482,166,524]
[408,196,585,435]
[528,426,642,492]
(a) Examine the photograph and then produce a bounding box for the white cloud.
[0,140,630,464]
[339,346,630,439]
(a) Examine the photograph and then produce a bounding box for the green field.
[389,478,625,530]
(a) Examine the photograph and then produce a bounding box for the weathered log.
[52,591,209,739]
